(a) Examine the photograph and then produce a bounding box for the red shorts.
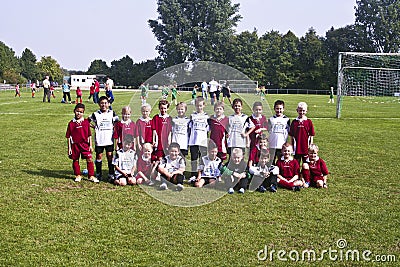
[69,143,92,161]
[153,149,165,160]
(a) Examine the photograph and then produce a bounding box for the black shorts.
[95,145,114,154]
[222,88,231,97]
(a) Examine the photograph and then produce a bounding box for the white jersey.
[227,113,249,148]
[188,112,209,147]
[172,116,190,150]
[113,149,137,176]
[106,78,114,91]
[209,80,219,92]
[160,155,186,173]
[268,115,290,149]
[201,81,208,92]
[198,155,222,177]
[90,110,119,146]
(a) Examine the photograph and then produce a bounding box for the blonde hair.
[142,142,153,152]
[176,102,187,111]
[122,106,131,114]
[297,102,308,110]
[141,103,151,112]
[308,144,319,153]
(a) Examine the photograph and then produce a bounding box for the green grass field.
[0,89,399,266]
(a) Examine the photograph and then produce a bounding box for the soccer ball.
[82,169,88,175]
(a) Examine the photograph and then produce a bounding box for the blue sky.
[1,0,356,70]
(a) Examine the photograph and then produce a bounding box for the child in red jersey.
[88,83,95,102]
[289,102,315,164]
[136,103,153,152]
[15,83,21,97]
[248,133,269,168]
[152,100,172,161]
[66,103,98,183]
[301,144,329,188]
[208,101,229,161]
[114,106,136,151]
[76,86,83,103]
[246,101,268,151]
[276,143,303,191]
[135,143,157,185]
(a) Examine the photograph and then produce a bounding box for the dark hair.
[208,140,218,151]
[74,103,85,111]
[158,99,170,108]
[168,142,180,151]
[123,134,134,144]
[231,98,242,108]
[274,100,285,108]
[99,96,109,103]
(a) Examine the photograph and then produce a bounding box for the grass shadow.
[23,169,74,180]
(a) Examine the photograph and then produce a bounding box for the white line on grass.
[0,101,28,105]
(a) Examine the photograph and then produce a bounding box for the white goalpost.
[336,52,400,118]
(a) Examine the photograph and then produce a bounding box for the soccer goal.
[219,79,258,93]
[336,52,400,118]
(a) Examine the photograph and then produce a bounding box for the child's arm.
[115,165,128,178]
[67,138,72,156]
[288,175,299,183]
[152,129,158,147]
[88,136,93,152]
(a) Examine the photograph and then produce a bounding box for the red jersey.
[208,115,228,153]
[66,118,91,144]
[247,115,268,148]
[276,158,300,179]
[136,117,153,145]
[94,80,100,93]
[307,157,329,178]
[113,120,136,145]
[289,118,315,155]
[89,85,95,94]
[151,114,172,151]
[136,154,153,177]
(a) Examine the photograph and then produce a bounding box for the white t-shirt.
[198,155,222,177]
[188,112,209,147]
[201,81,208,92]
[90,110,119,146]
[209,80,219,93]
[172,116,190,150]
[113,149,137,176]
[106,78,114,91]
[227,113,249,148]
[160,155,186,173]
[268,115,290,149]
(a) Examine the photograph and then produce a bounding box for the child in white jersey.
[195,141,223,188]
[188,97,209,178]
[171,102,190,157]
[88,96,119,181]
[268,100,290,163]
[157,142,186,191]
[227,98,253,159]
[112,134,137,186]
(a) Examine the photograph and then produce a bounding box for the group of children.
[66,94,329,194]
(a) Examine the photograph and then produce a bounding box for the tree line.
[1,0,398,89]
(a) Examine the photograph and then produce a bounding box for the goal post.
[336,52,400,118]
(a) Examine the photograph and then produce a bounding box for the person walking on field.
[62,80,72,104]
[43,76,51,102]
[328,87,334,103]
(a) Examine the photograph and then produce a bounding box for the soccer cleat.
[238,188,245,194]
[147,180,155,186]
[269,184,277,193]
[188,176,197,184]
[228,188,234,194]
[293,186,301,192]
[258,186,267,193]
[303,182,310,188]
[176,184,184,191]
[160,183,168,190]
[88,176,100,183]
[108,174,115,183]
[74,175,82,182]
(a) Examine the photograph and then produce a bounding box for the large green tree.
[149,0,241,66]
[0,41,21,83]
[110,55,135,86]
[355,0,400,52]
[20,48,39,82]
[37,56,63,83]
[87,59,110,75]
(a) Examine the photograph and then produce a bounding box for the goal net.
[219,79,258,93]
[336,52,400,118]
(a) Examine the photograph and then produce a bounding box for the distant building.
[70,74,106,89]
